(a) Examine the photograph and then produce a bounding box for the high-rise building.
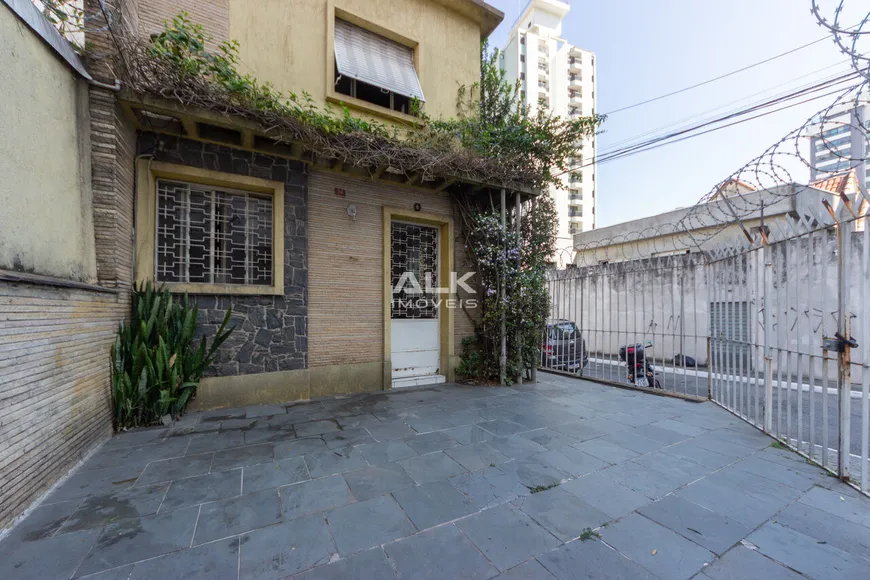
[500,0,596,259]
[808,100,869,192]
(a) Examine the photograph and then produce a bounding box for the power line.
[554,71,861,178]
[601,36,832,116]
[599,60,851,153]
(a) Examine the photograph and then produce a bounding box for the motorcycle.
[618,341,662,389]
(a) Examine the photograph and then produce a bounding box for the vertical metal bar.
[808,231,817,460]
[776,244,786,439]
[861,213,869,492]
[660,258,667,390]
[670,257,678,393]
[786,240,793,444]
[837,216,851,479]
[681,257,688,395]
[515,192,523,384]
[822,229,830,469]
[499,188,506,385]
[531,198,538,384]
[742,251,752,420]
[796,236,805,450]
[693,255,701,398]
[764,242,774,433]
[727,257,735,412]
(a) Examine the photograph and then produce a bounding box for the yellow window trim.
[325,2,425,126]
[135,160,285,296]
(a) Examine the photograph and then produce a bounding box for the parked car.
[541,320,588,372]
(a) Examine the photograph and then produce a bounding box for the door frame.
[382,206,455,389]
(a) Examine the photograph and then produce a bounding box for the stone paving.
[2,373,869,579]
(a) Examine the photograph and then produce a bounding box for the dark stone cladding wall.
[136,133,308,375]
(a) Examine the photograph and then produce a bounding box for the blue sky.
[485,0,858,227]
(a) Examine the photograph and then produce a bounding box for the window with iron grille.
[155,179,274,286]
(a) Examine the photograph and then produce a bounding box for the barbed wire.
[565,0,870,269]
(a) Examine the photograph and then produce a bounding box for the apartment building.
[500,0,596,259]
[809,99,869,192]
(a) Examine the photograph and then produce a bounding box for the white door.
[390,221,441,385]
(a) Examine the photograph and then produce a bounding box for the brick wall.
[0,281,121,529]
[137,133,309,375]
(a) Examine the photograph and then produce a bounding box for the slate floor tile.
[85,438,190,471]
[322,428,376,449]
[365,420,417,442]
[537,538,658,580]
[444,442,510,471]
[551,421,607,442]
[343,464,415,501]
[497,455,570,489]
[291,546,396,580]
[441,424,497,445]
[519,428,578,451]
[703,545,805,580]
[798,485,870,528]
[295,420,341,437]
[220,418,261,431]
[273,436,328,459]
[631,450,711,486]
[662,441,734,470]
[534,446,609,478]
[486,435,548,459]
[76,505,200,576]
[194,488,282,544]
[0,529,100,580]
[516,487,610,542]
[571,438,638,464]
[775,500,870,558]
[675,477,788,529]
[386,524,498,580]
[304,446,369,478]
[281,475,355,520]
[240,514,336,579]
[127,536,240,580]
[457,504,560,572]
[560,472,651,519]
[391,480,478,530]
[103,428,168,449]
[137,453,214,485]
[3,498,80,542]
[601,461,683,500]
[336,414,383,430]
[161,469,242,512]
[747,521,869,580]
[49,464,144,503]
[449,466,531,509]
[398,451,467,484]
[243,456,310,493]
[638,495,750,555]
[477,419,526,437]
[403,431,461,455]
[327,495,416,555]
[358,440,418,465]
[60,483,169,533]
[495,559,557,580]
[598,430,664,455]
[186,431,245,455]
[601,513,714,579]
[630,423,690,445]
[212,444,274,471]
[243,427,298,446]
[246,405,286,418]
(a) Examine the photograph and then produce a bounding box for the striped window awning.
[334,19,425,101]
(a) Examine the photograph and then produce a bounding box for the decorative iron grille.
[155,179,274,286]
[391,222,438,319]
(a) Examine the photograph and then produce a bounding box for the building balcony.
[568,57,581,72]
[568,75,582,88]
[568,213,584,221]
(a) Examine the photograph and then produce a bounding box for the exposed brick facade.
[136,133,309,375]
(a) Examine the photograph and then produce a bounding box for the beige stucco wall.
[228,0,481,123]
[0,3,95,281]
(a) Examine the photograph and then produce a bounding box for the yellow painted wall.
[228,0,481,123]
[0,3,95,281]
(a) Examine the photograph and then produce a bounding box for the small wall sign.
[334,187,346,197]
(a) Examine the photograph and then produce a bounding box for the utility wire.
[600,61,851,152]
[601,36,832,115]
[554,71,861,177]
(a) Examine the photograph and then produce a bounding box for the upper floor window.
[334,19,424,115]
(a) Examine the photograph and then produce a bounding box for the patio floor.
[2,374,869,579]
